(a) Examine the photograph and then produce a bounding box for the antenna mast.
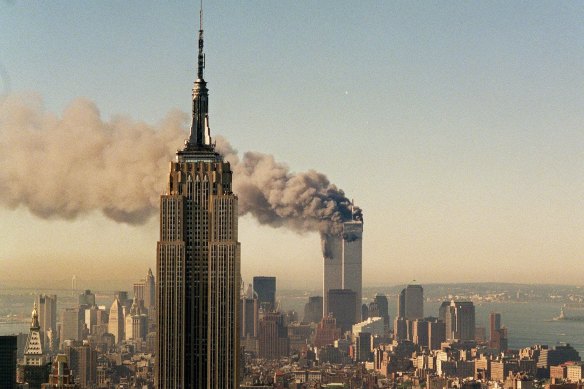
[197,0,205,80]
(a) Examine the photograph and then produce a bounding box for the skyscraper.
[36,295,57,352]
[253,276,276,312]
[373,294,390,331]
[327,289,357,333]
[78,290,95,308]
[21,304,50,388]
[156,9,240,388]
[60,308,83,347]
[0,336,17,389]
[133,280,145,304]
[342,219,363,317]
[257,312,289,360]
[241,284,258,338]
[144,268,155,310]
[489,312,508,352]
[108,298,124,345]
[303,296,323,323]
[64,343,97,388]
[397,284,424,320]
[489,312,501,341]
[323,214,364,317]
[445,300,475,341]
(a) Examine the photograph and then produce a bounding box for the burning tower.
[323,206,363,322]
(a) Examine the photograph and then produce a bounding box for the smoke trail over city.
[0,94,361,254]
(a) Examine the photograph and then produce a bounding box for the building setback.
[156,10,240,388]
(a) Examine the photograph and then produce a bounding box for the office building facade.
[253,276,276,312]
[327,289,357,333]
[445,301,475,341]
[156,13,240,388]
[36,295,57,352]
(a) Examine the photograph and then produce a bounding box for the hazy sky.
[0,1,583,290]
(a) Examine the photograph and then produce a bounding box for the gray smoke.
[0,94,361,251]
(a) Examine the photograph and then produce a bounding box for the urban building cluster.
[238,282,583,389]
[2,5,583,389]
[0,270,157,388]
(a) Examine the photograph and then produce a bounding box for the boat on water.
[553,305,584,321]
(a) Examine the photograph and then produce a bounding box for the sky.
[0,1,583,290]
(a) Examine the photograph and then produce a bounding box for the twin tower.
[323,217,364,323]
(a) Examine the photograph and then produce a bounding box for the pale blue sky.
[0,1,583,289]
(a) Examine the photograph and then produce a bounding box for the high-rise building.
[323,216,364,318]
[393,317,408,340]
[60,308,83,347]
[78,290,95,308]
[537,344,581,368]
[21,304,50,388]
[361,304,369,321]
[253,276,276,312]
[42,354,76,388]
[0,336,17,389]
[341,219,363,318]
[257,312,289,360]
[108,298,124,344]
[114,291,131,312]
[144,268,155,310]
[445,301,475,341]
[398,284,423,320]
[133,280,145,304]
[355,332,373,362]
[489,312,501,339]
[353,317,385,338]
[36,295,57,352]
[64,343,96,388]
[313,315,341,348]
[125,297,148,341]
[428,319,446,350]
[84,306,100,335]
[411,319,429,348]
[438,301,450,322]
[397,289,406,318]
[374,294,389,319]
[303,296,323,323]
[488,312,508,351]
[241,284,258,338]
[156,10,240,388]
[373,294,390,331]
[327,289,357,333]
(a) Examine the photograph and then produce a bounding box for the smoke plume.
[0,94,361,251]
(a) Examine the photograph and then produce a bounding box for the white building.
[352,317,384,338]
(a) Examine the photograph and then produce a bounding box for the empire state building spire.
[158,4,241,387]
[186,2,213,150]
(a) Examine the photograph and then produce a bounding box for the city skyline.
[1,2,583,289]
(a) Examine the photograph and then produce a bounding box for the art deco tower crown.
[156,4,241,388]
[178,4,221,162]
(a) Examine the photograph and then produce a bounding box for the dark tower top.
[179,4,221,162]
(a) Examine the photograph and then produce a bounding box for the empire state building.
[156,12,241,389]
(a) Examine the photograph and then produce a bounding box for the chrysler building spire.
[186,0,213,150]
